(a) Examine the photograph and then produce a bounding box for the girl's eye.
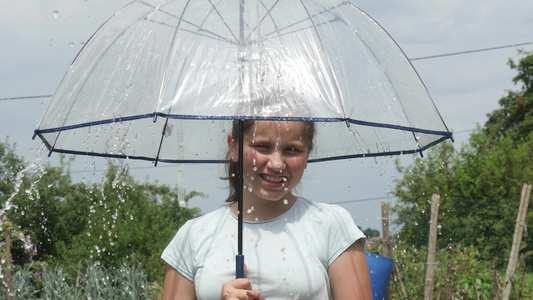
[253,144,268,150]
[287,147,302,153]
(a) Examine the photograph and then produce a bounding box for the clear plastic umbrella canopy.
[34,0,452,164]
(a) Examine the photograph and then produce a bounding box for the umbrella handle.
[236,254,245,278]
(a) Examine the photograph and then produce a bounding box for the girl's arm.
[162,265,197,300]
[328,240,372,300]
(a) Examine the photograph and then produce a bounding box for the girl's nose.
[267,151,286,171]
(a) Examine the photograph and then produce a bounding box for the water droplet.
[53,10,59,18]
[283,199,288,205]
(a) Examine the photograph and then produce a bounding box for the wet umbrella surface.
[34,0,452,278]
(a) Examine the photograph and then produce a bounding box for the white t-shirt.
[161,197,364,300]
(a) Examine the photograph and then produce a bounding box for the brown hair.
[224,120,315,203]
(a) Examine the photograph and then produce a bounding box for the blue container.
[365,252,394,300]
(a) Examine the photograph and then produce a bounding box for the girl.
[162,120,371,300]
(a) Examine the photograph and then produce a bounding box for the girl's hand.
[221,278,265,300]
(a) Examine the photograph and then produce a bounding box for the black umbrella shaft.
[236,119,245,279]
[236,0,245,280]
[237,120,244,255]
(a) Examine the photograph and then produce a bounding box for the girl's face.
[229,121,310,203]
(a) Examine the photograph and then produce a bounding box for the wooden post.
[424,194,440,300]
[502,183,531,300]
[381,202,391,258]
[393,259,408,299]
[381,202,392,300]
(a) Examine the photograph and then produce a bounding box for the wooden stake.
[424,194,440,300]
[502,183,531,300]
[393,259,408,299]
[381,202,391,258]
[381,202,394,300]
[5,230,13,300]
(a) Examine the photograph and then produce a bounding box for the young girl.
[161,120,371,300]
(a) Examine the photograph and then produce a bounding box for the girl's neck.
[231,193,298,222]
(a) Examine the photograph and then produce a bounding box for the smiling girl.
[161,120,371,300]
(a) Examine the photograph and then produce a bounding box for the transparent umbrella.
[33,0,452,278]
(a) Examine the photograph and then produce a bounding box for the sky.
[1,0,533,233]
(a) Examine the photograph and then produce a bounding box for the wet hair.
[224,120,315,203]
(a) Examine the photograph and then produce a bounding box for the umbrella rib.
[206,0,239,45]
[142,0,241,45]
[296,0,348,117]
[157,0,241,113]
[247,2,344,45]
[154,118,171,166]
[244,0,281,43]
[341,2,443,142]
[44,1,158,152]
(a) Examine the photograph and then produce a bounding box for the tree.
[362,228,380,238]
[0,140,201,283]
[392,51,533,266]
[50,162,201,282]
[0,138,26,207]
[484,50,533,141]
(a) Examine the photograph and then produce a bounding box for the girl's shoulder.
[181,205,231,231]
[296,197,351,218]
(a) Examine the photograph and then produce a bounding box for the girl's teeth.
[264,175,284,183]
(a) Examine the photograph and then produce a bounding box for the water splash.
[5,145,48,210]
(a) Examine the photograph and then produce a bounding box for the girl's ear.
[227,133,238,162]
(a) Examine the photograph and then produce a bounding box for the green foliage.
[44,163,201,283]
[0,138,201,295]
[393,141,456,249]
[363,227,380,238]
[3,260,153,299]
[388,242,507,299]
[392,51,533,267]
[0,138,26,202]
[458,273,493,300]
[387,241,533,299]
[485,50,533,141]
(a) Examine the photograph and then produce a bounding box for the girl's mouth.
[261,174,286,183]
